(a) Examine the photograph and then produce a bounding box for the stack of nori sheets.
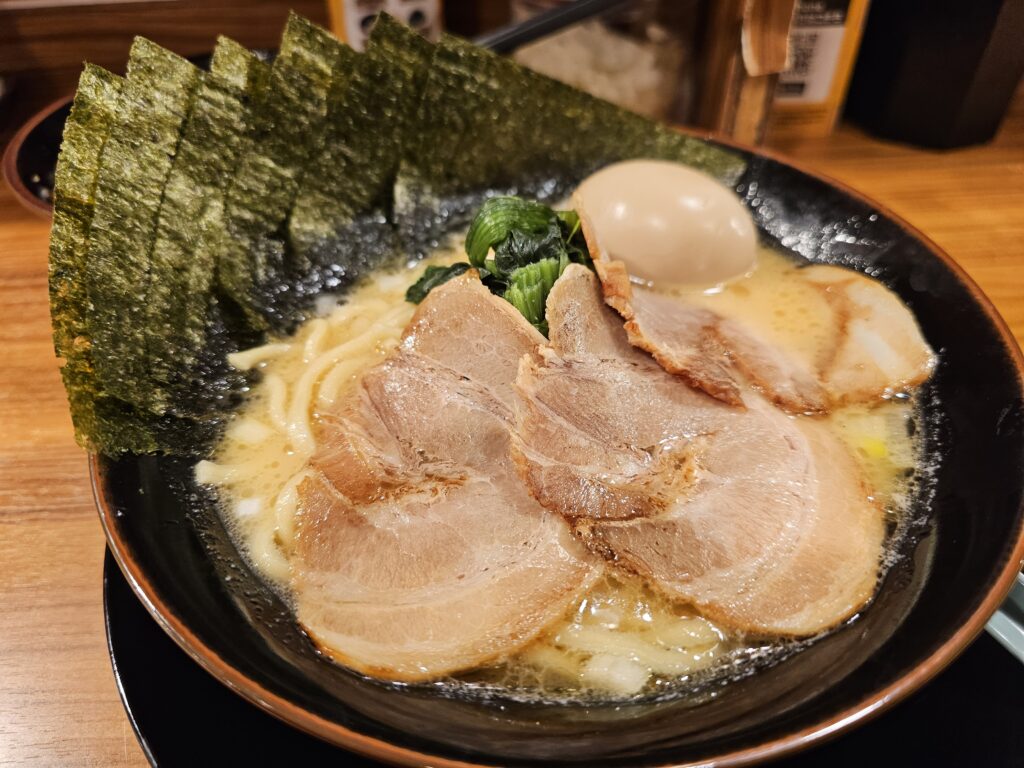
[48,12,746,456]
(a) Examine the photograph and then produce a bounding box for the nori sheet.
[84,38,202,414]
[217,13,345,330]
[50,65,122,373]
[287,14,433,273]
[145,38,267,416]
[395,34,748,254]
[49,64,205,454]
[48,65,160,453]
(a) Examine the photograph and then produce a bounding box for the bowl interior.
[95,148,1024,767]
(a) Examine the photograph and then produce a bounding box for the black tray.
[103,550,1023,767]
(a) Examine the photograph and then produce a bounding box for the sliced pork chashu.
[801,264,935,404]
[594,256,935,411]
[296,470,595,681]
[596,259,827,413]
[512,265,885,636]
[294,274,601,682]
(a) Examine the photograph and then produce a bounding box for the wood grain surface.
[0,0,329,73]
[0,90,1021,765]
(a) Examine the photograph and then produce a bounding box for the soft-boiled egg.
[573,159,757,286]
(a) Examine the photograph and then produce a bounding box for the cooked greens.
[48,13,745,455]
[465,197,590,286]
[405,263,473,304]
[503,257,570,336]
[407,196,591,335]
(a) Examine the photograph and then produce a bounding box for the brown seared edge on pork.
[595,259,828,414]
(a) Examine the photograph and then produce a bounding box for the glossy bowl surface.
[93,142,1024,767]
[102,549,1024,766]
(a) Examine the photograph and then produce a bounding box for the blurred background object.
[766,0,871,140]
[509,0,694,121]
[0,0,830,151]
[693,0,797,144]
[327,0,442,51]
[0,0,328,144]
[2,0,1021,168]
[845,0,1024,149]
[503,0,807,144]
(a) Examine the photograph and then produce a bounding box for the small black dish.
[2,96,70,217]
[94,143,1024,767]
[1,51,272,217]
[103,550,1024,766]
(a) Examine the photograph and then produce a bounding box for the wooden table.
[1,92,1022,765]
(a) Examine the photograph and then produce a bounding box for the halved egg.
[574,159,757,286]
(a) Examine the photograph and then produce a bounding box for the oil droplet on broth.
[670,248,837,367]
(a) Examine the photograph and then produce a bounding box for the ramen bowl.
[92,138,1024,767]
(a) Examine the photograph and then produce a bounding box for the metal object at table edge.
[987,571,1024,663]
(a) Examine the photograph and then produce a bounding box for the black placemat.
[103,550,1024,767]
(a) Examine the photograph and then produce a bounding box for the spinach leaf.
[503,253,570,336]
[405,262,472,303]
[407,195,593,334]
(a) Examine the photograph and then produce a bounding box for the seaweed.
[395,34,747,254]
[50,65,122,373]
[217,13,346,330]
[48,65,201,454]
[48,15,750,457]
[288,14,434,272]
[145,38,267,417]
[48,65,159,452]
[84,38,202,414]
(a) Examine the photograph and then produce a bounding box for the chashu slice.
[296,471,596,681]
[398,268,546,408]
[593,258,935,412]
[596,259,827,413]
[294,273,601,682]
[511,266,885,636]
[801,264,936,404]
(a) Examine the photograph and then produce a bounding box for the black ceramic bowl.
[92,142,1024,767]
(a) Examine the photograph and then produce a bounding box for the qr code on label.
[790,31,819,77]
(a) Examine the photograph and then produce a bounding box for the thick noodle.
[196,267,424,584]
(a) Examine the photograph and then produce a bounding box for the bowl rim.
[90,132,1024,768]
[1,94,70,218]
